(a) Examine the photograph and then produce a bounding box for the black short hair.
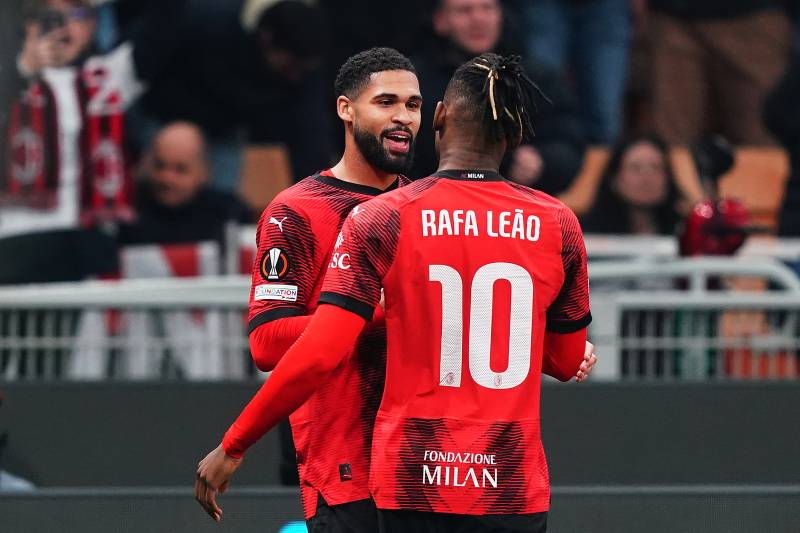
[334,47,416,99]
[257,1,328,60]
[23,0,92,20]
[445,53,543,148]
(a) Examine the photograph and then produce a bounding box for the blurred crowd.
[0,0,798,285]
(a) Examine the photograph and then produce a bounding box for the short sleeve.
[546,206,591,333]
[318,200,400,321]
[248,201,317,333]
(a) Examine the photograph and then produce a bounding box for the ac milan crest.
[10,127,43,187]
[91,138,124,199]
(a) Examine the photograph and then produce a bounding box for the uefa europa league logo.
[267,248,281,280]
[260,247,289,282]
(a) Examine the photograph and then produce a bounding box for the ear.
[336,95,354,124]
[432,101,446,133]
[199,158,211,184]
[432,7,449,36]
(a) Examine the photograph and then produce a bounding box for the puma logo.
[269,216,288,233]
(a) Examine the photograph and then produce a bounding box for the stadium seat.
[239,144,293,214]
[719,147,789,230]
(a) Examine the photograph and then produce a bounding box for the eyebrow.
[371,93,424,102]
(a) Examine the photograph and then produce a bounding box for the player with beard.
[194,47,421,531]
[197,53,598,531]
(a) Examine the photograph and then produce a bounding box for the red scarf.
[2,64,134,227]
[3,82,59,209]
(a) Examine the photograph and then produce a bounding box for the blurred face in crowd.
[148,123,209,208]
[434,0,502,55]
[39,0,96,66]
[258,32,321,83]
[613,140,669,208]
[341,71,422,174]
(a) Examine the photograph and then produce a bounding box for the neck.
[435,121,506,172]
[436,140,503,173]
[629,208,658,235]
[330,133,398,190]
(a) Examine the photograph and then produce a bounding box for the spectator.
[129,0,333,190]
[119,122,252,246]
[0,0,145,284]
[648,0,791,145]
[764,51,800,236]
[582,133,682,235]
[411,0,587,196]
[520,0,632,144]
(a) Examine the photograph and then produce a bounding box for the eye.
[407,101,421,110]
[378,99,392,106]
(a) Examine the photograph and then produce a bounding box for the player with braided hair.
[443,53,542,146]
[197,52,596,532]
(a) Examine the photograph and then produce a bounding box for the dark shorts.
[306,494,378,533]
[377,509,548,533]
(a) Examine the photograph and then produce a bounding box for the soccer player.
[196,52,597,532]
[195,47,422,529]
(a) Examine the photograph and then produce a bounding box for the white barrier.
[1,254,799,382]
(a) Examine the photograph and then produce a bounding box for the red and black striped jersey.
[247,169,406,519]
[319,169,591,516]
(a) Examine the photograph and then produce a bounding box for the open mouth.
[383,131,412,155]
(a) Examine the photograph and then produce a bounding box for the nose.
[392,105,414,127]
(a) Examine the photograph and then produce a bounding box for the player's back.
[330,170,590,516]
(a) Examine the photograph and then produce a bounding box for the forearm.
[250,304,382,371]
[249,315,311,371]
[223,305,365,458]
[542,328,587,382]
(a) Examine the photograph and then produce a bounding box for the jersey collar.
[432,169,505,182]
[315,169,401,196]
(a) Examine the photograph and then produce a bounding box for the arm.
[541,328,587,382]
[195,304,365,521]
[544,205,592,381]
[196,201,394,521]
[226,304,365,457]
[249,303,384,371]
[248,315,311,372]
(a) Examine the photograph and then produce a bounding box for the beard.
[353,124,415,174]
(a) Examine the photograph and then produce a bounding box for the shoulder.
[260,174,332,222]
[270,174,322,205]
[504,181,581,236]
[505,181,572,212]
[391,176,441,205]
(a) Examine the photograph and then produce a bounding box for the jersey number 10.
[429,262,533,390]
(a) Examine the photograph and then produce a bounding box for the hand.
[575,341,596,382]
[195,444,242,522]
[509,145,544,186]
[18,22,68,76]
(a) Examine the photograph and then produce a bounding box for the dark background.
[3,382,799,487]
[2,381,800,532]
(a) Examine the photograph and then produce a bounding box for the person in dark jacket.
[410,0,586,196]
[119,122,252,246]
